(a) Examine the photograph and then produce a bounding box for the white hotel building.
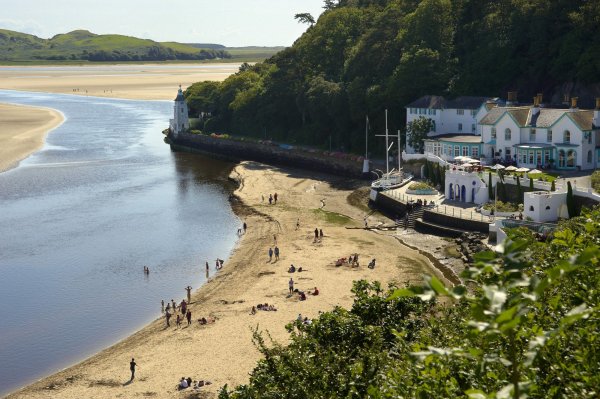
[406,94,600,171]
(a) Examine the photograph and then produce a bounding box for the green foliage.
[406,116,434,154]
[566,181,576,218]
[591,170,600,193]
[551,180,556,192]
[221,206,600,398]
[408,181,434,191]
[0,28,229,62]
[183,0,600,152]
[482,200,520,213]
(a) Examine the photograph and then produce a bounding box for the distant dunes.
[0,29,231,62]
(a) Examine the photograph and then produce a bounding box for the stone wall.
[168,132,365,178]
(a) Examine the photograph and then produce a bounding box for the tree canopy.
[219,205,600,398]
[186,0,600,154]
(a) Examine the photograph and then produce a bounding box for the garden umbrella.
[505,165,518,171]
[491,164,505,170]
[528,169,542,174]
[515,167,530,173]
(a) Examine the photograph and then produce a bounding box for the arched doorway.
[461,185,466,202]
[449,183,454,200]
[471,188,475,203]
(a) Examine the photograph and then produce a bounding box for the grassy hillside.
[0,29,231,62]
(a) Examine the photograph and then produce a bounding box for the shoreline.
[7,161,461,398]
[0,102,64,173]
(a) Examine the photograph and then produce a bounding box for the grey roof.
[405,95,491,110]
[567,110,594,131]
[446,96,491,109]
[479,106,529,126]
[529,109,566,128]
[437,134,482,143]
[405,95,446,109]
[175,88,185,102]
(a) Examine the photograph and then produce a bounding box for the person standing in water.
[205,262,209,279]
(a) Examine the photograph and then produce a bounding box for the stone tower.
[170,85,189,137]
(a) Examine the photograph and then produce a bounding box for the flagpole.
[365,115,368,159]
[385,109,389,175]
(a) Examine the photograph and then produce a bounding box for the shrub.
[408,182,434,191]
[592,170,600,193]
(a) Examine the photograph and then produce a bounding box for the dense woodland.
[185,0,600,154]
[217,206,600,398]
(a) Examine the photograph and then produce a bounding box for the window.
[454,146,460,156]
[491,128,497,139]
[462,146,469,156]
[457,109,464,115]
[529,151,534,164]
[471,109,477,116]
[544,150,550,165]
[520,149,527,164]
[471,123,476,133]
[458,123,463,131]
[504,128,511,140]
[471,146,479,158]
[505,148,511,160]
[559,150,566,167]
[536,151,542,166]
[547,130,552,142]
[530,128,536,141]
[587,150,592,163]
[564,130,571,143]
[587,132,592,144]
[530,205,535,211]
[567,150,576,167]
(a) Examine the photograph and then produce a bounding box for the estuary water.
[0,90,239,396]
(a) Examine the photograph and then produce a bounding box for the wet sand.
[0,103,64,172]
[0,63,241,100]
[6,161,452,398]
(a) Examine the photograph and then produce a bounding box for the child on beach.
[268,247,273,262]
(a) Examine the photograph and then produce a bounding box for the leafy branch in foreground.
[220,206,600,399]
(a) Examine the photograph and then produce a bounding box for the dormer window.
[564,130,571,143]
[530,128,536,141]
[505,128,511,140]
[457,109,464,115]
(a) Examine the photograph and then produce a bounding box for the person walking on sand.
[268,247,273,262]
[130,358,137,380]
[274,246,280,261]
[314,228,319,240]
[243,222,247,233]
[269,194,273,205]
[176,314,182,328]
[289,278,294,294]
[296,218,300,230]
[166,310,172,326]
[274,193,278,204]
[206,262,209,279]
[319,229,323,239]
[186,310,192,325]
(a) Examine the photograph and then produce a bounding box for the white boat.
[371,109,413,191]
[371,169,413,191]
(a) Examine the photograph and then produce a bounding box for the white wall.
[445,170,489,204]
[524,191,566,222]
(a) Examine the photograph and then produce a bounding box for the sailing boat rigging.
[370,109,413,191]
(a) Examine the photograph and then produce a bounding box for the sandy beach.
[0,103,64,172]
[0,63,241,100]
[6,161,455,398]
[0,63,240,173]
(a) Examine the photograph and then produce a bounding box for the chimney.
[537,93,543,106]
[506,91,517,106]
[530,95,540,127]
[593,98,600,128]
[563,94,570,106]
[570,97,578,111]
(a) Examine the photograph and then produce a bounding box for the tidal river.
[0,90,239,396]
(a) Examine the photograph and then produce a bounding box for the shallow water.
[0,90,239,396]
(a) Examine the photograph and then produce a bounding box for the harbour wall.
[167,132,365,178]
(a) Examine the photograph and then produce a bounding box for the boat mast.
[365,115,368,159]
[397,129,401,171]
[385,109,389,175]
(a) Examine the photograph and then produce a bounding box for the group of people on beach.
[313,227,324,242]
[268,246,280,262]
[178,376,211,391]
